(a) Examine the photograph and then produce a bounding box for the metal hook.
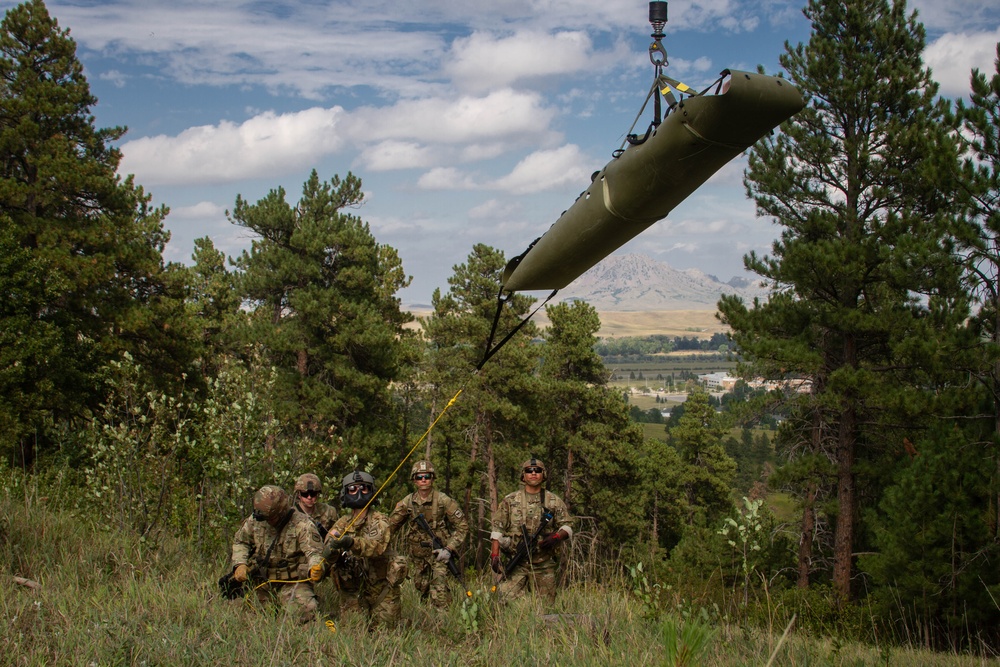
[649,38,668,67]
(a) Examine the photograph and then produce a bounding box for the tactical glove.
[309,562,326,582]
[489,544,502,573]
[538,530,567,550]
[233,563,249,583]
[433,548,451,563]
[328,534,354,551]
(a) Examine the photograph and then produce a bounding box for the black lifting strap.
[478,288,558,371]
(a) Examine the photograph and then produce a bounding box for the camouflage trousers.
[410,556,453,609]
[497,559,559,603]
[336,581,402,630]
[252,581,318,625]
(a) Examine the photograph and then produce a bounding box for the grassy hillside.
[3,481,996,666]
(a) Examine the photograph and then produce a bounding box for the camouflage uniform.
[328,511,407,630]
[297,500,339,539]
[388,489,468,608]
[231,509,325,624]
[293,473,339,540]
[491,488,573,602]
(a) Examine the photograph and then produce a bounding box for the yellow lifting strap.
[658,74,694,97]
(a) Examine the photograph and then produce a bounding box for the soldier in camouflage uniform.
[231,485,325,624]
[388,460,468,609]
[319,470,407,630]
[490,458,574,603]
[293,473,338,540]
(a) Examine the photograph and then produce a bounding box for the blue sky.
[9,0,1000,305]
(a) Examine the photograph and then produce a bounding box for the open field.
[406,308,728,339]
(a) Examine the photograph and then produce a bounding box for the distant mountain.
[554,253,769,311]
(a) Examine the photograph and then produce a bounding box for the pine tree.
[666,390,736,528]
[230,170,414,455]
[536,300,651,547]
[955,43,1000,540]
[718,0,966,599]
[420,244,540,566]
[0,0,180,464]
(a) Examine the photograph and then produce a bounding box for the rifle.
[502,508,554,577]
[414,513,463,582]
[296,502,329,540]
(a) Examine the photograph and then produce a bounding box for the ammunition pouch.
[386,555,408,587]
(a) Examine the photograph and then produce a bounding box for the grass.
[3,483,999,666]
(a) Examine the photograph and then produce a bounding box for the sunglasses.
[346,484,368,494]
[300,490,320,498]
[413,473,434,481]
[252,510,267,521]
[524,467,544,474]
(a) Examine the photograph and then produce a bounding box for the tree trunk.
[652,490,659,545]
[564,446,573,510]
[426,395,436,462]
[297,348,307,376]
[798,481,817,588]
[832,402,857,601]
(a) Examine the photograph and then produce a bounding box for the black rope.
[477,289,558,371]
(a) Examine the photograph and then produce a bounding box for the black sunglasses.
[524,467,544,474]
[300,490,320,498]
[413,473,434,481]
[252,510,267,521]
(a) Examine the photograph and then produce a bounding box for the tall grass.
[2,482,997,666]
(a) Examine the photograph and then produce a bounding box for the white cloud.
[343,89,557,146]
[417,167,479,190]
[925,29,1000,97]
[491,144,596,194]
[98,69,127,88]
[468,198,522,220]
[446,31,596,92]
[170,201,227,219]
[910,0,1000,33]
[357,141,436,171]
[119,107,346,185]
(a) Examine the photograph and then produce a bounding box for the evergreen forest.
[5,0,1000,657]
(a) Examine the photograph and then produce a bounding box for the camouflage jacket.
[296,500,339,539]
[388,490,468,557]
[491,488,573,565]
[231,510,324,581]
[328,510,399,590]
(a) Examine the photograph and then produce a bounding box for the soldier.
[490,458,574,603]
[316,470,407,630]
[294,473,338,540]
[388,460,468,609]
[230,485,325,624]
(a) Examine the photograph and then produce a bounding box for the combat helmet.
[340,470,376,509]
[410,460,435,478]
[520,457,547,482]
[253,485,292,525]
[294,473,322,495]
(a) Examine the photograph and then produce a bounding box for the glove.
[328,534,354,551]
[233,563,249,583]
[433,548,451,563]
[490,545,502,573]
[538,530,567,550]
[309,562,326,582]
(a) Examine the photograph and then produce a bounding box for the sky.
[7,0,1000,306]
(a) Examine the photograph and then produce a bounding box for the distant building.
[698,372,737,391]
